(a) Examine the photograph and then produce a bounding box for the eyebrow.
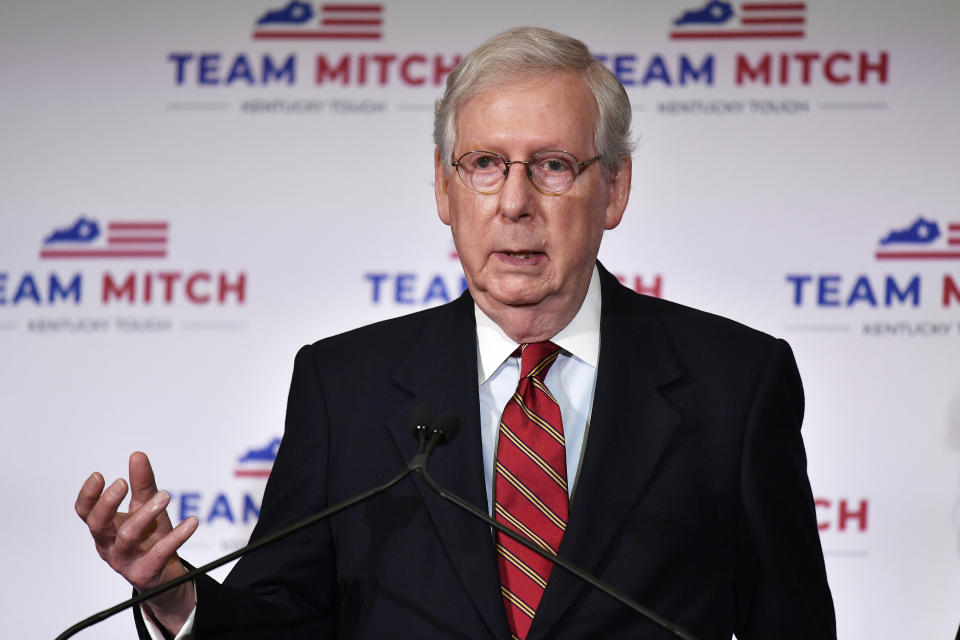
[457,146,587,159]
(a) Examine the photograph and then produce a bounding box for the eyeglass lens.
[456,151,581,194]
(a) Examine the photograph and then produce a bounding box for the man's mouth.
[497,250,545,266]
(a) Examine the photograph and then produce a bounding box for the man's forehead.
[453,71,597,149]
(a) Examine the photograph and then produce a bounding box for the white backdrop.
[2,1,959,637]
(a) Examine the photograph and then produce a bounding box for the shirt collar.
[475,265,601,384]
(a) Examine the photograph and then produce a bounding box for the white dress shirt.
[146,266,602,640]
[143,594,195,640]
[475,265,601,512]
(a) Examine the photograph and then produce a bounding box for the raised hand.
[75,451,198,634]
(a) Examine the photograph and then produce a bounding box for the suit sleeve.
[183,344,337,638]
[734,339,837,639]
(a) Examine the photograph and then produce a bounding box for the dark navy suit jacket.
[138,264,835,639]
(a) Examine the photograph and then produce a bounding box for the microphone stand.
[54,429,433,640]
[410,449,700,640]
[58,419,698,640]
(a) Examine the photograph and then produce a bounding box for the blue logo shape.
[43,216,100,244]
[238,437,281,463]
[879,216,941,245]
[256,1,314,26]
[674,0,735,25]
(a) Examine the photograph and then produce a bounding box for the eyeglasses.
[451,150,600,195]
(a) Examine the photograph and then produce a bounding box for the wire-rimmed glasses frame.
[450,149,600,195]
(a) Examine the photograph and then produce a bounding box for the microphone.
[409,404,433,454]
[428,412,461,453]
[56,405,437,640]
[410,411,461,470]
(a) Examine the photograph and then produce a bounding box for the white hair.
[433,26,634,177]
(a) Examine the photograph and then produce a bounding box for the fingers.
[148,517,200,569]
[83,477,129,548]
[75,471,105,520]
[76,455,200,598]
[125,517,200,591]
[114,490,171,555]
[129,451,160,510]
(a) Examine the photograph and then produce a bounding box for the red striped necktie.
[494,342,569,640]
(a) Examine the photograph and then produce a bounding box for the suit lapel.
[529,266,684,640]
[384,293,509,640]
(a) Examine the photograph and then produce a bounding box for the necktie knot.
[519,342,561,380]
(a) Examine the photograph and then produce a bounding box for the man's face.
[435,71,630,327]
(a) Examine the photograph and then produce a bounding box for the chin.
[487,286,549,308]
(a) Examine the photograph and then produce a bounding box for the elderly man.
[76,27,835,639]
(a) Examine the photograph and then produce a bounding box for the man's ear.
[435,148,451,226]
[603,155,632,231]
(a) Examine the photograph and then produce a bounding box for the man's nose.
[497,162,535,220]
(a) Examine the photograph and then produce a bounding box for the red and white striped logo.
[670,1,806,40]
[875,217,960,261]
[253,2,383,40]
[40,217,168,259]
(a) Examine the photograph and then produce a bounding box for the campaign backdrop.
[2,1,958,637]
